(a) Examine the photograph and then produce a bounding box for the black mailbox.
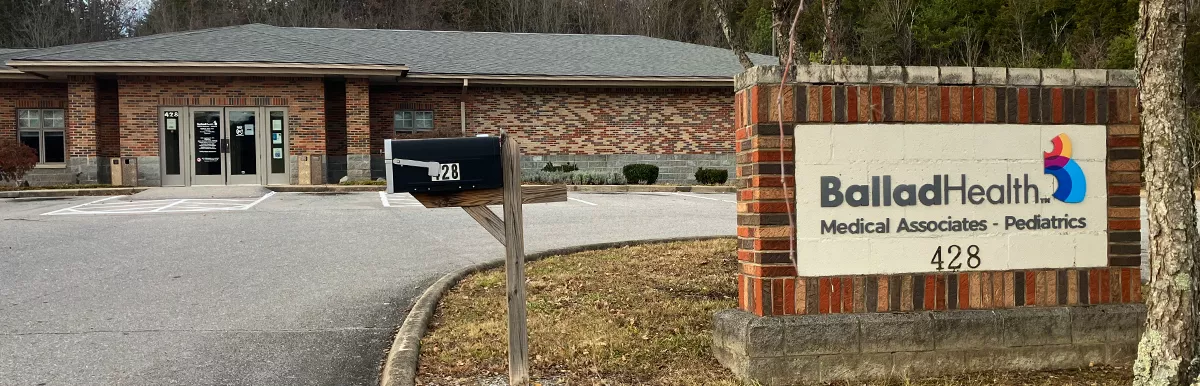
[385,137,503,194]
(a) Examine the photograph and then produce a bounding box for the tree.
[709,0,755,69]
[0,139,37,186]
[1132,0,1200,384]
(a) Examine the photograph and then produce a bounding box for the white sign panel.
[794,124,1108,276]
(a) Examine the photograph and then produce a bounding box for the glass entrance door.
[159,107,289,186]
[225,108,262,185]
[190,108,226,186]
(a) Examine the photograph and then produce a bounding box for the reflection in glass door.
[225,109,261,185]
[160,109,185,186]
[191,109,225,185]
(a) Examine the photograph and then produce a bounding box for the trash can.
[119,157,138,187]
[110,158,123,186]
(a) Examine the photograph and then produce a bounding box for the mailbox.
[385,137,503,194]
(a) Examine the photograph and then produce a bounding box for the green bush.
[541,162,579,173]
[694,168,729,185]
[523,171,626,185]
[622,164,659,185]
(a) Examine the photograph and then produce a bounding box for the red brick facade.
[734,72,1143,316]
[116,76,326,156]
[0,81,67,140]
[346,78,370,155]
[369,85,735,156]
[67,76,98,157]
[5,76,734,184]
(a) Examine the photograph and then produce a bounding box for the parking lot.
[0,190,735,386]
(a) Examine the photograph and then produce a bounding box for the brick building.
[0,24,769,186]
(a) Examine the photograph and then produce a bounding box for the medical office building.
[0,24,767,186]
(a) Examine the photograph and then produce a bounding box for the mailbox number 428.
[431,163,461,181]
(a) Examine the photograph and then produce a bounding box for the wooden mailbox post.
[385,134,565,385]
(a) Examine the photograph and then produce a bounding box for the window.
[17,109,66,164]
[394,110,433,133]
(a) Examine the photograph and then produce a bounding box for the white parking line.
[568,197,598,206]
[42,192,276,216]
[381,192,424,208]
[672,192,736,203]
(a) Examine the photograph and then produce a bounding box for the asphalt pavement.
[0,191,735,386]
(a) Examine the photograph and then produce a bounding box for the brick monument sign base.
[714,65,1145,384]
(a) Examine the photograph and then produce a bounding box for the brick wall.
[0,81,67,140]
[117,76,325,156]
[346,78,370,155]
[97,79,120,158]
[67,76,97,157]
[368,85,735,156]
[734,66,1143,317]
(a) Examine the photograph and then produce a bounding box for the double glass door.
[160,107,289,186]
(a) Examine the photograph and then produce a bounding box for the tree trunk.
[1133,0,1200,384]
[708,0,754,69]
[819,0,839,63]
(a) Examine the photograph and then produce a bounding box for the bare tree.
[1132,0,1200,383]
[709,0,754,69]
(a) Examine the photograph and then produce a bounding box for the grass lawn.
[416,239,1132,385]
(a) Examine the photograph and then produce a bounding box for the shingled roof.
[4,24,774,81]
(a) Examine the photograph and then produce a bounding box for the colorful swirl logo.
[1044,133,1086,203]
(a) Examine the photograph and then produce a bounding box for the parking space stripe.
[379,191,391,207]
[42,192,276,215]
[672,192,736,203]
[41,196,123,215]
[568,197,598,206]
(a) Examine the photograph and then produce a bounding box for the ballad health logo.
[819,133,1089,208]
[1043,133,1086,203]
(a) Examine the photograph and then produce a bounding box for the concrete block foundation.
[712,304,1145,385]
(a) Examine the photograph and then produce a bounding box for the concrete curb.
[0,187,150,198]
[378,235,735,386]
[266,185,386,192]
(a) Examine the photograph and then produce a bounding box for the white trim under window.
[17,109,66,164]
[394,110,433,133]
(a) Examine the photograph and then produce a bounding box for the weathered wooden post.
[386,133,561,385]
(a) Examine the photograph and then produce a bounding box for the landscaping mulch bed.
[415,239,1133,386]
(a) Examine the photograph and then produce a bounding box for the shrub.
[523,171,625,185]
[541,162,579,173]
[622,164,659,185]
[694,167,729,185]
[0,139,37,184]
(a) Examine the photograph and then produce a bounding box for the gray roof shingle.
[7,24,774,78]
[0,49,31,71]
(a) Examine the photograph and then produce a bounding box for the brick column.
[346,78,371,180]
[67,75,99,184]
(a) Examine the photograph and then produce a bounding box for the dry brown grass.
[416,239,1132,386]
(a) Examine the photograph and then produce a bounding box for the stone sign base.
[712,304,1144,385]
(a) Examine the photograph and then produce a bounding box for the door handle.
[221,139,230,153]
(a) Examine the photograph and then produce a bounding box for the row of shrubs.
[524,162,728,185]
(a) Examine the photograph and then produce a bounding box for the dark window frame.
[17,108,66,164]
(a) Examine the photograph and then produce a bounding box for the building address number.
[930,244,981,271]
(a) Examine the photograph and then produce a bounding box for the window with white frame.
[394,110,433,133]
[18,109,66,164]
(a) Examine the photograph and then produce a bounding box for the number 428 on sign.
[930,245,981,271]
[431,163,461,181]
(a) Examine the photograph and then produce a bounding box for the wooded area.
[0,0,1146,70]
